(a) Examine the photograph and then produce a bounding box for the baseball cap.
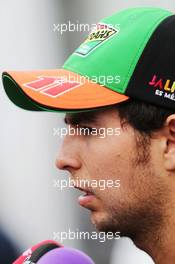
[2,7,175,112]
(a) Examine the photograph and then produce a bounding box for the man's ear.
[164,114,175,171]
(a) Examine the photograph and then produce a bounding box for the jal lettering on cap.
[148,74,175,102]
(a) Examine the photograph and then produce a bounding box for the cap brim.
[2,69,129,112]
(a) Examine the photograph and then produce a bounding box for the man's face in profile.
[56,107,168,241]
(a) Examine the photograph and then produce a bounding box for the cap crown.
[63,7,172,94]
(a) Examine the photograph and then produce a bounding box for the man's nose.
[56,154,81,171]
[55,140,81,172]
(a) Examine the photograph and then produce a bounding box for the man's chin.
[90,211,113,231]
[90,211,123,235]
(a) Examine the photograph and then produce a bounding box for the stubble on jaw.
[94,131,169,251]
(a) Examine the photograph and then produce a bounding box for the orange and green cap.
[2,7,175,112]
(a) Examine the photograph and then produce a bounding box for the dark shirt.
[0,230,18,264]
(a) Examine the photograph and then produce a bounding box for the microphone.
[37,247,95,264]
[13,240,95,264]
[13,240,62,264]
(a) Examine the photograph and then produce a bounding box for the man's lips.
[74,185,96,208]
[74,185,94,195]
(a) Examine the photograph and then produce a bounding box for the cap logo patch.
[75,23,119,57]
[23,76,81,98]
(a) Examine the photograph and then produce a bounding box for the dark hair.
[116,99,175,135]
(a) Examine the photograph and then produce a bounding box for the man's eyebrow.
[64,112,99,125]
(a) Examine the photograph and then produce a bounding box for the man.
[2,6,175,264]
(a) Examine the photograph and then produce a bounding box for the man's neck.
[134,216,175,264]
